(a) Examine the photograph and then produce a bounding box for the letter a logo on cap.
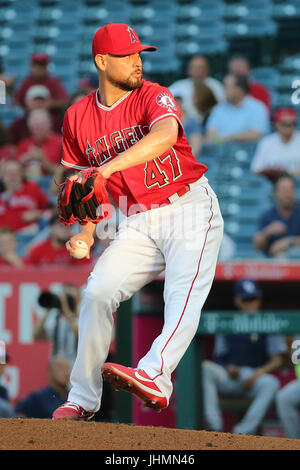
[127,26,139,44]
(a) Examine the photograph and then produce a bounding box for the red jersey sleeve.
[61,109,90,170]
[143,84,184,134]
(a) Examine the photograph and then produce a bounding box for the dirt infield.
[0,419,300,450]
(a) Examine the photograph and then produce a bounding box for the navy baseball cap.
[234,279,262,300]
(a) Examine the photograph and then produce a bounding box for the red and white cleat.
[101,362,167,412]
[52,401,95,420]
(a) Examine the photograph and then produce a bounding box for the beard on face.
[106,70,143,91]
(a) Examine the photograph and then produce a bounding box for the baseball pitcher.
[53,23,224,420]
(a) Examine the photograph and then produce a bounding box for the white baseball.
[71,240,89,259]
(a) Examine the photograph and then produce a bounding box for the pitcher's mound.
[0,419,299,450]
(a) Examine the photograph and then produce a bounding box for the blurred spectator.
[34,284,80,364]
[0,159,49,233]
[70,91,87,105]
[15,355,71,418]
[13,53,69,134]
[78,73,99,95]
[9,84,56,146]
[174,82,218,158]
[253,175,300,258]
[276,366,300,439]
[251,108,300,181]
[0,352,15,418]
[26,214,92,266]
[0,56,15,96]
[16,109,62,179]
[228,55,271,112]
[190,81,219,157]
[205,74,270,143]
[203,279,286,435]
[173,94,202,157]
[0,227,24,267]
[169,55,224,117]
[193,81,218,129]
[34,285,115,421]
[0,119,15,160]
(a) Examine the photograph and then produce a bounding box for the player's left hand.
[57,168,111,225]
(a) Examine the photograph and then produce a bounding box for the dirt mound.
[0,419,300,450]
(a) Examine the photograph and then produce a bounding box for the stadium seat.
[279,55,300,72]
[176,38,227,57]
[175,21,225,40]
[0,6,18,23]
[143,55,180,74]
[224,19,277,39]
[251,67,280,89]
[277,74,299,91]
[242,1,273,18]
[223,4,251,20]
[200,143,225,159]
[177,3,225,22]
[83,6,130,24]
[133,22,176,41]
[33,25,61,41]
[131,6,159,22]
[37,7,64,22]
[272,2,300,19]
[0,106,23,126]
[130,0,150,4]
[272,93,296,108]
[39,0,61,4]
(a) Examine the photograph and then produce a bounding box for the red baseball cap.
[31,53,50,65]
[92,23,157,57]
[274,107,297,122]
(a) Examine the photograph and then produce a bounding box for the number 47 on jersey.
[144,148,182,188]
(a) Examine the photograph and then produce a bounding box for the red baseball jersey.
[61,79,207,214]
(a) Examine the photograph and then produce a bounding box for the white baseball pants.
[68,176,224,412]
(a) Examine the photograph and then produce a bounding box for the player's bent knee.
[84,275,118,303]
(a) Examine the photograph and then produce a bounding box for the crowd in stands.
[0,51,299,264]
[0,51,299,263]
